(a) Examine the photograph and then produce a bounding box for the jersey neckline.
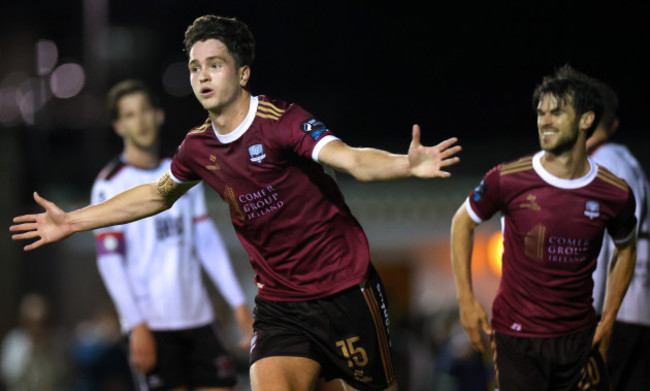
[532,151,597,189]
[211,96,259,144]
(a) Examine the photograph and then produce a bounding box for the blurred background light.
[50,63,85,99]
[36,39,58,76]
[487,230,504,277]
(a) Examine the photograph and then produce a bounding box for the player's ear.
[239,66,250,87]
[154,108,165,127]
[579,111,595,132]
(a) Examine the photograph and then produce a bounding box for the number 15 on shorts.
[336,336,368,367]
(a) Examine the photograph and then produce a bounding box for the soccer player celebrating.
[450,65,637,391]
[11,15,461,391]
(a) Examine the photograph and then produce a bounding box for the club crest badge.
[248,144,266,163]
[584,201,600,219]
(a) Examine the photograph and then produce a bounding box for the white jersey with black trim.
[91,156,245,332]
[590,142,650,325]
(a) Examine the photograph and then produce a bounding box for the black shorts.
[606,321,650,391]
[250,264,396,391]
[131,323,237,390]
[493,327,609,391]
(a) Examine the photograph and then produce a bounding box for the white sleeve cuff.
[312,135,340,162]
[464,197,484,224]
[168,169,183,184]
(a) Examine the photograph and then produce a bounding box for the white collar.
[211,96,259,144]
[531,150,597,189]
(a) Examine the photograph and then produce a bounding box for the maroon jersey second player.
[466,151,636,337]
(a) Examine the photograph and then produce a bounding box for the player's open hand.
[10,192,73,251]
[408,124,461,178]
[458,296,493,353]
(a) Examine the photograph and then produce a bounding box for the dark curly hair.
[183,15,256,69]
[532,64,604,136]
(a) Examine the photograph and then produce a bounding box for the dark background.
[0,1,648,388]
[2,0,648,187]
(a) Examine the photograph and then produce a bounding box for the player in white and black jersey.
[91,80,254,391]
[586,78,650,391]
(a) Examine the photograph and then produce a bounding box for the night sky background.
[2,0,649,191]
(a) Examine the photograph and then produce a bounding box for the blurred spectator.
[431,306,489,391]
[0,292,71,391]
[70,305,133,391]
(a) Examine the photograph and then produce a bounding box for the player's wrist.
[456,289,478,303]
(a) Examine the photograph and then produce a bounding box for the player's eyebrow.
[188,56,226,66]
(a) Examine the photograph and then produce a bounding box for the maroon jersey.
[467,151,636,337]
[170,96,370,301]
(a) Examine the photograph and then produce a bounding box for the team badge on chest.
[248,144,266,163]
[584,201,600,219]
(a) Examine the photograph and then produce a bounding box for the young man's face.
[536,93,582,155]
[114,92,161,150]
[188,39,248,114]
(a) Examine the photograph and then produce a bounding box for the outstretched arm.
[450,204,493,353]
[10,172,195,251]
[592,238,636,359]
[318,124,461,182]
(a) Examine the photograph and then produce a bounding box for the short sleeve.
[276,104,339,162]
[170,138,202,183]
[466,165,503,223]
[608,188,637,244]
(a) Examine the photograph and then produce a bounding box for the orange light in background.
[487,231,503,277]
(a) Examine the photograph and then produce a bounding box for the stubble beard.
[540,121,581,156]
